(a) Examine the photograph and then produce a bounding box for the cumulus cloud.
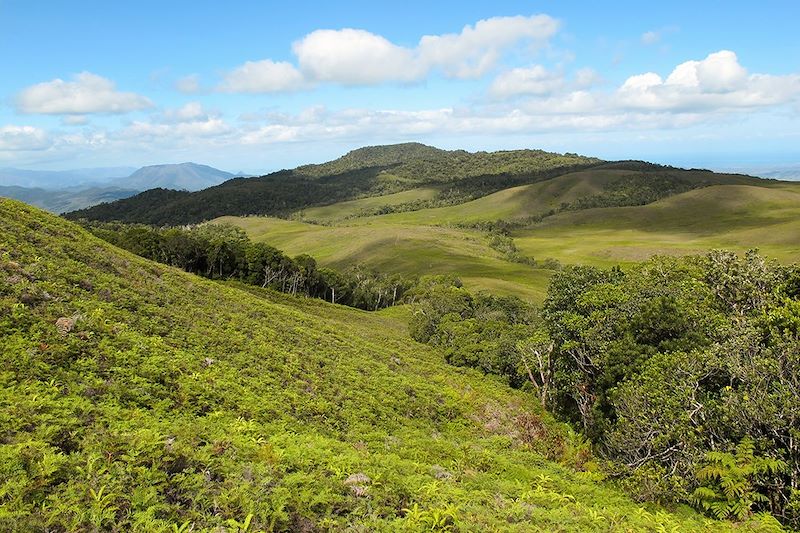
[222,14,559,91]
[617,50,800,111]
[0,125,51,151]
[489,65,565,98]
[489,65,602,100]
[220,59,307,93]
[294,29,421,84]
[16,72,153,115]
[416,14,559,79]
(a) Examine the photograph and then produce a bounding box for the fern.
[690,437,786,520]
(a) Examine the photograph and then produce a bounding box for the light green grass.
[217,215,552,302]
[512,183,800,267]
[220,176,800,302]
[342,169,631,226]
[298,187,439,222]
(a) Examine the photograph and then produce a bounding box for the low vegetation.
[3,198,771,531]
[6,142,800,530]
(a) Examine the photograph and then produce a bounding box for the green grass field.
[216,215,553,302]
[3,197,767,531]
[512,183,800,267]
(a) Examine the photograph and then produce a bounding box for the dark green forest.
[84,222,413,311]
[410,251,800,525]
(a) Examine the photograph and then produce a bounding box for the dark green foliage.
[409,277,544,391]
[83,221,413,311]
[544,251,800,524]
[560,173,708,211]
[691,438,787,521]
[413,250,800,526]
[64,144,600,225]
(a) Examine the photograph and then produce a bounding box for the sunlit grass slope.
[512,182,800,267]
[0,198,761,531]
[298,187,439,222]
[217,215,553,302]
[338,169,634,226]
[296,168,770,227]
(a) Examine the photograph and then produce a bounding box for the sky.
[1,0,799,174]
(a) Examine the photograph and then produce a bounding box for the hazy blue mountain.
[0,167,135,189]
[0,185,139,213]
[112,162,234,191]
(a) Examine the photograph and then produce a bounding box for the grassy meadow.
[219,170,800,303]
[512,182,800,267]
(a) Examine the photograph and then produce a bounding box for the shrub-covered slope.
[0,198,757,531]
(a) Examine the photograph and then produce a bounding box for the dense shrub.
[413,251,800,526]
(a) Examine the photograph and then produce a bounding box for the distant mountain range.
[117,163,235,191]
[0,167,136,189]
[0,162,238,212]
[0,185,140,214]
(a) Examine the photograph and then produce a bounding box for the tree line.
[410,251,800,526]
[84,222,414,311]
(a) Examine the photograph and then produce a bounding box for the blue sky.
[1,0,798,173]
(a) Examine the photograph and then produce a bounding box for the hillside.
[65,144,601,225]
[511,181,800,267]
[216,164,784,303]
[216,215,554,302]
[0,197,761,531]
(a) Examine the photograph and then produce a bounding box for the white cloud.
[618,50,800,111]
[489,65,565,98]
[224,14,559,91]
[0,125,51,151]
[162,102,211,123]
[416,14,559,79]
[117,102,231,142]
[294,29,421,84]
[16,72,153,115]
[575,67,602,88]
[120,118,233,141]
[220,59,307,93]
[175,74,201,94]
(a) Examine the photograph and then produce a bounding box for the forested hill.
[64,143,602,225]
